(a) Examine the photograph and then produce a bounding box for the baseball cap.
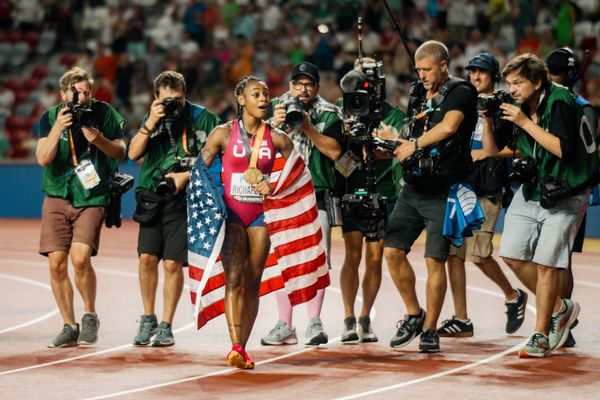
[465,52,500,74]
[291,62,320,84]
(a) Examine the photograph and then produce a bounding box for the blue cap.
[466,52,499,74]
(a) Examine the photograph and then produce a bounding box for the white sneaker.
[260,320,298,345]
[305,317,328,345]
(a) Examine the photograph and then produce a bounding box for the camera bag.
[132,190,164,224]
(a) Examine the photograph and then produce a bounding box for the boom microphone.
[340,69,367,93]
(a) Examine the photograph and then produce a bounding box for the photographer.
[438,52,527,339]
[128,71,220,347]
[260,62,342,347]
[498,54,597,358]
[380,40,478,352]
[545,47,599,348]
[35,67,126,348]
[336,57,405,343]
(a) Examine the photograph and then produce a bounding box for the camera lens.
[343,92,370,116]
[156,177,176,195]
[285,98,304,129]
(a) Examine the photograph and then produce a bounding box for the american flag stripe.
[188,149,329,330]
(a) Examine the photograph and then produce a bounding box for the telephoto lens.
[285,97,304,129]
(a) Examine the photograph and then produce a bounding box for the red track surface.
[1,218,599,400]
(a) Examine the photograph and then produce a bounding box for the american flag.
[187,150,329,329]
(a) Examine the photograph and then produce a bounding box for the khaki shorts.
[449,195,501,263]
[39,196,106,256]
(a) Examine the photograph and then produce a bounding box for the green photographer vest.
[517,83,598,201]
[41,101,125,207]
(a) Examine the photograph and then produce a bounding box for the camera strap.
[164,123,192,158]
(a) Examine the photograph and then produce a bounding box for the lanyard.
[163,122,192,159]
[68,128,91,167]
[238,119,265,169]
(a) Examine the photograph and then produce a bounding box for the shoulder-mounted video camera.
[156,157,196,195]
[341,59,386,143]
[477,90,512,117]
[67,87,95,128]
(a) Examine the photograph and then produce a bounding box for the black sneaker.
[437,316,474,337]
[390,308,425,349]
[341,317,359,344]
[419,329,441,353]
[505,288,528,334]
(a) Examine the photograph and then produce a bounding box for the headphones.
[466,52,501,83]
[554,47,579,88]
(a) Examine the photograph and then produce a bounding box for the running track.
[1,219,599,400]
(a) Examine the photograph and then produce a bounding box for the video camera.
[67,87,95,128]
[156,157,196,195]
[341,190,388,242]
[342,59,386,143]
[476,89,512,117]
[402,147,440,177]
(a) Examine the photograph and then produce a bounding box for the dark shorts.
[39,196,106,256]
[137,194,187,262]
[572,213,586,253]
[342,200,396,235]
[384,184,450,259]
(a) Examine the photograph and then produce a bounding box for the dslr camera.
[283,96,304,129]
[105,171,134,229]
[156,157,196,195]
[540,175,572,209]
[342,59,386,143]
[402,147,440,178]
[67,87,95,128]
[162,98,184,121]
[509,157,538,186]
[476,90,512,117]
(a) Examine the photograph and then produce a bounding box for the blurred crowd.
[0,0,599,159]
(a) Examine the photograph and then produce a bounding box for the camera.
[283,96,304,129]
[67,87,95,128]
[402,147,440,178]
[162,98,184,121]
[105,171,134,229]
[509,157,538,186]
[476,90,512,117]
[342,190,388,242]
[342,59,386,143]
[540,175,572,209]
[156,157,196,195]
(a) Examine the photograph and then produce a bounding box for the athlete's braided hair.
[234,75,265,116]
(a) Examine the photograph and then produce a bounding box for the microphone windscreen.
[340,70,367,93]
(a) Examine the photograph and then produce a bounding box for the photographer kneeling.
[498,54,598,358]
[128,71,220,347]
[380,41,477,353]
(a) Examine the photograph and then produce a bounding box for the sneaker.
[548,299,580,350]
[152,322,175,347]
[390,308,425,349]
[260,320,298,345]
[305,317,328,345]
[563,319,578,348]
[78,313,99,345]
[518,332,550,358]
[437,316,474,337]
[419,329,441,353]
[358,316,378,343]
[341,317,359,344]
[227,344,254,369]
[133,314,158,346]
[506,288,528,334]
[48,324,79,348]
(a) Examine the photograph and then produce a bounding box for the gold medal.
[243,167,263,184]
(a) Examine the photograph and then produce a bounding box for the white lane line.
[574,279,600,288]
[0,273,60,334]
[0,259,195,376]
[81,287,351,400]
[0,322,195,377]
[332,343,523,400]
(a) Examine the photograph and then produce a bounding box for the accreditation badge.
[75,159,101,190]
[335,150,360,177]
